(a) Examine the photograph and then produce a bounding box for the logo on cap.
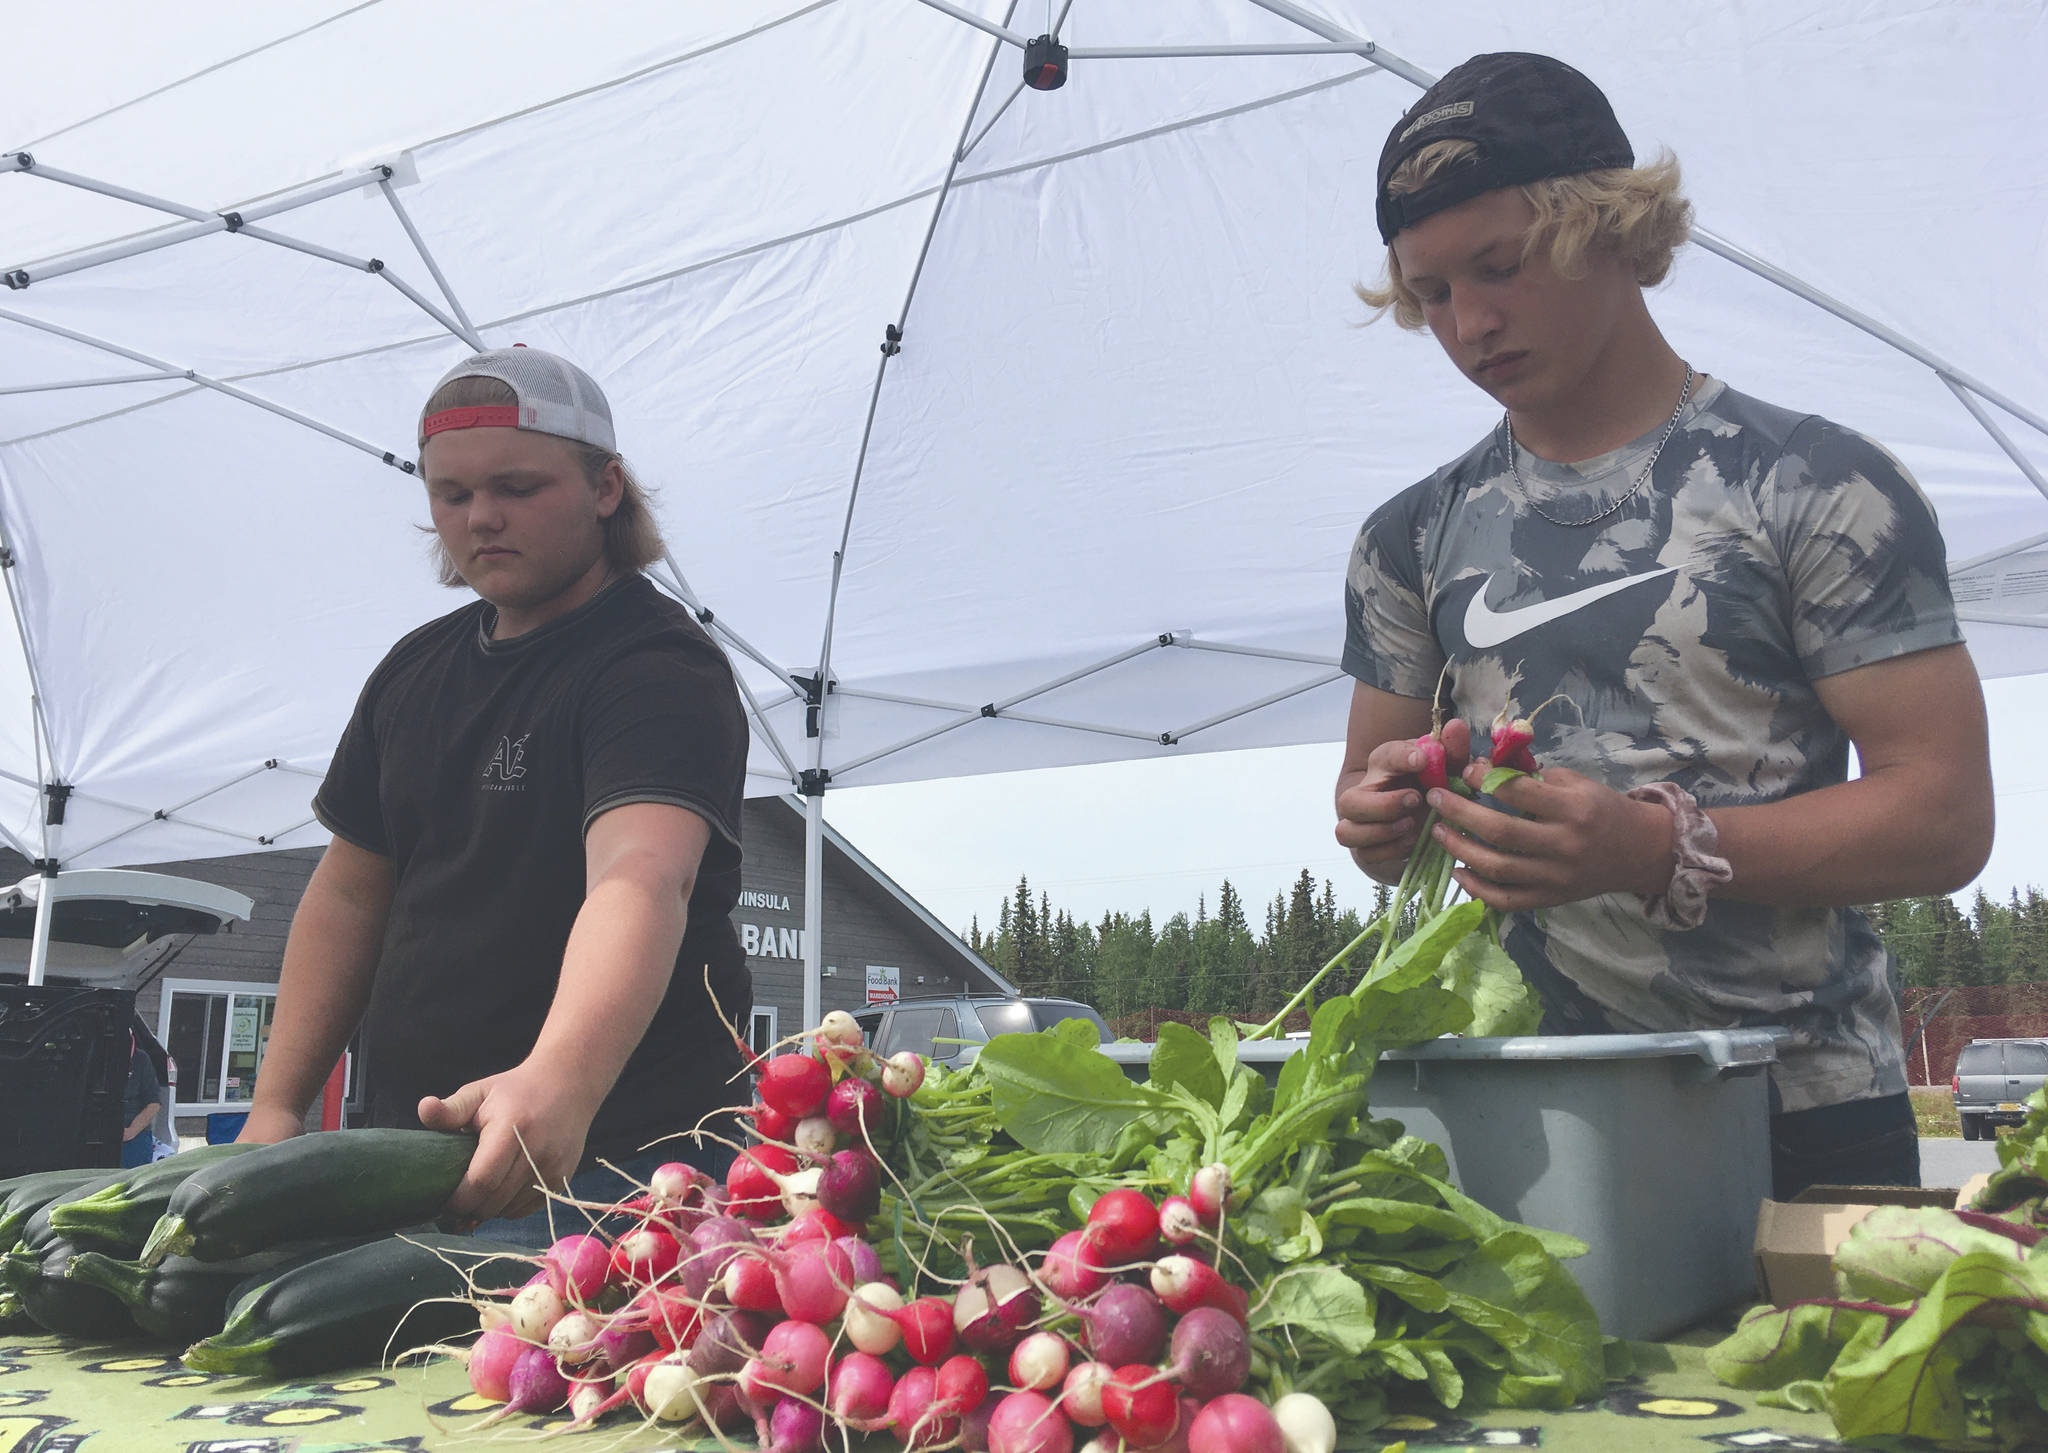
[1399,100,1474,143]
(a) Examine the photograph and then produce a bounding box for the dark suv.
[1952,1037,2048,1140]
[853,995,1108,1071]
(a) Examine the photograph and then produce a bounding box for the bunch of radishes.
[450,1011,1335,1453]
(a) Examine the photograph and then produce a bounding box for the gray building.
[0,798,1008,1140]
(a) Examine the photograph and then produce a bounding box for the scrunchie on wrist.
[1626,781,1732,931]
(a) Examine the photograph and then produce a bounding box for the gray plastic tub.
[1100,1028,1780,1340]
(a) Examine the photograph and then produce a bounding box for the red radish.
[827,1075,884,1137]
[934,1354,992,1422]
[1150,1256,1249,1323]
[1071,1283,1169,1367]
[1501,742,1538,773]
[1083,1189,1160,1266]
[1158,1398,1201,1453]
[881,1050,926,1097]
[1164,1306,1251,1398]
[1102,1364,1179,1449]
[724,1251,783,1312]
[896,1295,960,1364]
[777,1207,861,1248]
[502,1344,571,1417]
[845,1282,905,1354]
[727,1144,799,1220]
[751,1318,831,1397]
[746,1100,798,1144]
[545,1233,614,1305]
[889,1365,952,1448]
[794,1115,837,1159]
[763,1241,853,1324]
[1038,1231,1112,1300]
[759,1053,832,1120]
[827,1350,897,1426]
[509,1281,567,1343]
[467,1328,524,1402]
[1061,1362,1112,1427]
[1489,706,1535,768]
[1188,1164,1231,1223]
[1272,1392,1337,1453]
[1158,1195,1204,1246]
[1188,1394,1283,1453]
[816,1149,881,1224]
[1010,1331,1071,1391]
[1413,732,1449,790]
[987,1390,1076,1453]
[609,1224,680,1287]
[955,1262,1040,1354]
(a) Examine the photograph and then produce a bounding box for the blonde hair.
[1356,139,1693,330]
[417,374,666,586]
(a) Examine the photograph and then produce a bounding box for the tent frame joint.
[881,323,903,356]
[799,767,831,796]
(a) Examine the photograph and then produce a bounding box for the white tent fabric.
[2,0,2043,910]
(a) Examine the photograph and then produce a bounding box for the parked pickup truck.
[854,995,1108,1071]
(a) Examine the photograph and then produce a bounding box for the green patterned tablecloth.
[0,1328,1872,1453]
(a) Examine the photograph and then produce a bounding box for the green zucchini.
[182,1233,537,1377]
[1,1239,137,1341]
[0,1168,117,1253]
[141,1130,476,1266]
[0,1291,24,1329]
[66,1236,378,1343]
[51,1143,263,1248]
[18,1172,130,1256]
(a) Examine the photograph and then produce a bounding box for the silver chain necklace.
[1505,364,1695,528]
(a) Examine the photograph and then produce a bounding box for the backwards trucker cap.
[1375,52,1633,244]
[419,345,617,453]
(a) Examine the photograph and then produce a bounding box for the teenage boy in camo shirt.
[241,347,750,1240]
[1331,54,1994,1199]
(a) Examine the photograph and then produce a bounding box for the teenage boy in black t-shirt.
[242,347,751,1230]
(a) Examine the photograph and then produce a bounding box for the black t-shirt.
[314,574,751,1162]
[124,1049,161,1126]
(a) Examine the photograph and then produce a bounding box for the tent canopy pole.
[25,865,55,987]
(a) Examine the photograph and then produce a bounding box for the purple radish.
[1072,1283,1169,1366]
[955,1262,1040,1354]
[827,1075,884,1137]
[1165,1306,1250,1398]
[817,1149,881,1224]
[688,1308,774,1378]
[681,1216,757,1302]
[596,1320,657,1370]
[834,1234,883,1286]
[501,1344,570,1417]
[767,1395,826,1453]
[961,1390,1004,1452]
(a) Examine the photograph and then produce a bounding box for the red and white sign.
[865,965,901,1006]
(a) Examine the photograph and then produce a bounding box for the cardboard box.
[1754,1183,1968,1306]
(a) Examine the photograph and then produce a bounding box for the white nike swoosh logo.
[1462,567,1678,649]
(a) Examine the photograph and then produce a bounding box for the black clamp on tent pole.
[799,768,831,796]
[42,782,70,827]
[880,324,903,357]
[795,673,829,739]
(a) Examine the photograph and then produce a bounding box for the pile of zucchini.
[0,1131,534,1376]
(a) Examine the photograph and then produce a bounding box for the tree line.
[963,876,2048,1018]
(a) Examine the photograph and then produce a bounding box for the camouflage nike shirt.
[1342,376,1963,1113]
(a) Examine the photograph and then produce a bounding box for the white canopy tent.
[2,2,2043,1021]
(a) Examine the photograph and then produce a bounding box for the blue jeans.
[1770,1091,1920,1200]
[472,1140,734,1249]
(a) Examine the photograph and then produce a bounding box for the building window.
[749,1007,779,1058]
[160,980,278,1112]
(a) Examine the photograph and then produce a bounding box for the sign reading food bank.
[866,965,901,1006]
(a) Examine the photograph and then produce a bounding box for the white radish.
[779,1165,823,1220]
[547,1309,601,1366]
[794,1115,838,1159]
[1272,1392,1337,1453]
[642,1356,704,1423]
[510,1282,567,1343]
[845,1281,905,1355]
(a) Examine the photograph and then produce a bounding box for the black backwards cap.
[1375,52,1634,244]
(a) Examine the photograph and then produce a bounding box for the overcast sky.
[823,672,2048,938]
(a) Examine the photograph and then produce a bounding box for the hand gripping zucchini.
[0,1239,137,1341]
[1,1169,122,1254]
[51,1143,263,1248]
[181,1233,537,1377]
[66,1236,377,1343]
[141,1130,477,1266]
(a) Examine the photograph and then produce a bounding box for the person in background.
[121,1032,162,1169]
[241,346,752,1243]
[1332,53,1994,1199]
